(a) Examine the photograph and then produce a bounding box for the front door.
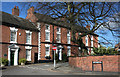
[34,53,38,63]
[10,51,15,65]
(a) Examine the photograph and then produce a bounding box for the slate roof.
[0,11,38,32]
[34,12,98,36]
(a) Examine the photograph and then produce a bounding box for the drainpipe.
[37,23,41,62]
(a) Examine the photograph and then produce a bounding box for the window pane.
[67,36,70,44]
[45,32,49,40]
[11,31,16,41]
[67,49,71,56]
[26,50,31,61]
[57,34,60,43]
[46,25,49,30]
[45,47,49,56]
[57,27,60,32]
[67,30,70,34]
[86,35,88,46]
[26,33,30,43]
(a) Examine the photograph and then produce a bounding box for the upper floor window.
[67,30,70,44]
[45,25,50,42]
[57,27,61,32]
[57,34,61,43]
[26,30,32,44]
[91,35,93,47]
[67,30,70,35]
[86,35,88,46]
[10,27,18,43]
[56,27,61,43]
[45,24,50,30]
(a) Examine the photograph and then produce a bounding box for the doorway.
[10,51,15,66]
[34,53,38,63]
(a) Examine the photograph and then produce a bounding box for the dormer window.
[10,27,18,43]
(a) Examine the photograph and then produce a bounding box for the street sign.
[52,46,57,51]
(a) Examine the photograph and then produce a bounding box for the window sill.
[26,43,32,45]
[45,40,50,42]
[26,59,31,61]
[10,41,17,43]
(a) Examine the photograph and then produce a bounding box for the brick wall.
[69,55,120,72]
[1,25,38,63]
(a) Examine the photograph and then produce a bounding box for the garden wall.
[69,55,120,72]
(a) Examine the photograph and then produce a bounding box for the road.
[1,62,120,77]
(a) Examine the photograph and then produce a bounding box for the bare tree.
[19,2,119,55]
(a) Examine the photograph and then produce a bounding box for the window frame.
[56,27,61,43]
[10,27,18,43]
[67,30,71,44]
[67,46,71,56]
[45,44,50,57]
[26,49,31,61]
[91,35,93,47]
[86,35,88,46]
[45,24,50,42]
[25,30,32,45]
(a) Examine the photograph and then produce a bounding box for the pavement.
[1,62,120,76]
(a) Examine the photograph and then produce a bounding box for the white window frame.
[25,46,32,61]
[67,30,71,44]
[25,30,32,45]
[91,35,93,47]
[26,49,31,61]
[45,24,50,42]
[56,27,61,43]
[57,27,61,33]
[45,44,50,57]
[86,35,88,46]
[67,46,71,56]
[10,27,18,43]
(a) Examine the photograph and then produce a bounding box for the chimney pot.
[27,6,34,14]
[12,6,19,16]
[17,6,18,9]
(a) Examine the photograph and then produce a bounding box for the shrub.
[55,54,59,63]
[0,58,8,66]
[62,53,68,62]
[93,46,119,56]
[45,56,51,60]
[19,58,27,64]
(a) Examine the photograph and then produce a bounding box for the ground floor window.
[26,49,31,61]
[45,47,50,56]
[67,48,71,56]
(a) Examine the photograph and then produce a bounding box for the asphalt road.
[1,63,120,77]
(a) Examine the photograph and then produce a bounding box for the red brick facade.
[1,6,99,65]
[69,55,120,72]
[1,25,38,63]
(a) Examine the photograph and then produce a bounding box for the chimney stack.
[12,6,19,16]
[27,6,34,14]
[86,25,90,30]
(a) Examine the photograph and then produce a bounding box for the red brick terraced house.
[0,6,99,66]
